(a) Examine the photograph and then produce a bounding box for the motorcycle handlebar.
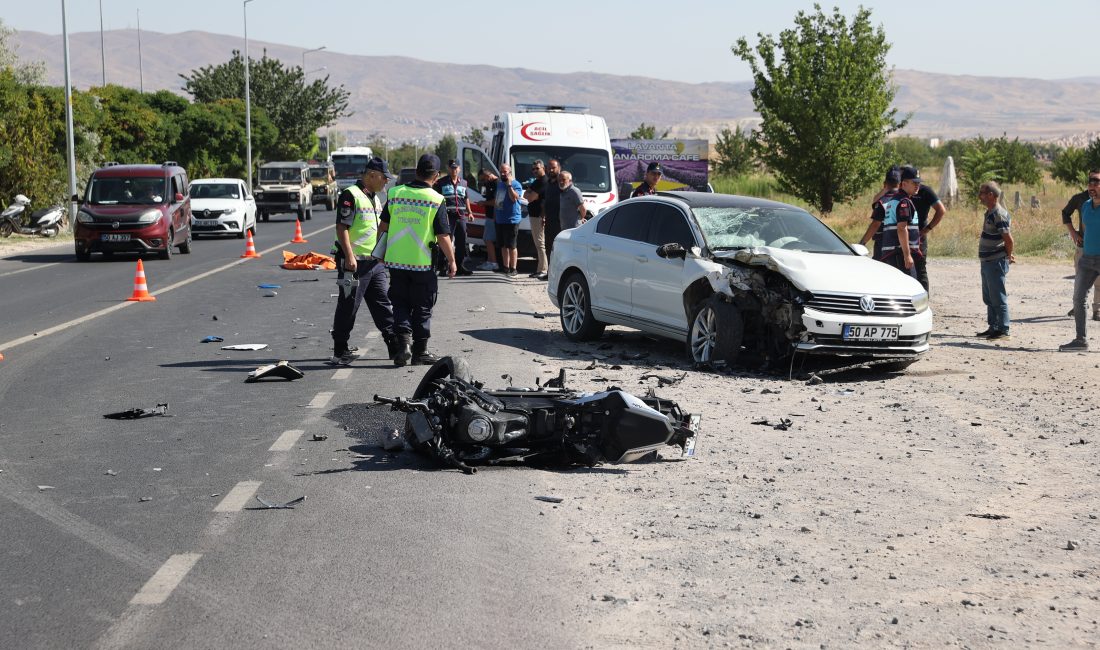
[372,395,431,413]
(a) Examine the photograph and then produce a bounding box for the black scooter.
[374,357,699,474]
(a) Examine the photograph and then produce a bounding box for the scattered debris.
[221,343,268,351]
[212,315,218,321]
[620,351,650,361]
[639,371,687,387]
[966,513,1009,520]
[836,389,855,396]
[37,485,55,491]
[806,373,824,385]
[281,250,336,270]
[467,306,486,312]
[262,291,278,297]
[290,277,319,283]
[1069,438,1089,446]
[257,284,281,289]
[201,335,224,343]
[381,428,403,451]
[104,403,170,420]
[535,496,564,504]
[310,434,328,442]
[1065,540,1079,551]
[139,497,152,502]
[751,417,793,431]
[246,360,304,383]
[105,470,117,476]
[254,495,306,509]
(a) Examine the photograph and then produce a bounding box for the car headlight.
[254,191,264,198]
[76,210,94,224]
[290,192,299,199]
[222,207,239,215]
[137,209,162,224]
[912,291,929,313]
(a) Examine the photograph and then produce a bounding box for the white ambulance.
[457,105,618,257]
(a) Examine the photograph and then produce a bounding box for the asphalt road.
[0,212,589,649]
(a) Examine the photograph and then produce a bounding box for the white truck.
[457,105,618,257]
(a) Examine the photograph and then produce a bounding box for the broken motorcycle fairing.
[374,357,699,474]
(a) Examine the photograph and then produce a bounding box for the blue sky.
[5,0,1091,83]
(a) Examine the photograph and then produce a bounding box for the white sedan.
[547,192,932,371]
[189,178,257,238]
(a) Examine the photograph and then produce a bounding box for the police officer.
[376,154,457,366]
[631,162,662,197]
[329,157,398,366]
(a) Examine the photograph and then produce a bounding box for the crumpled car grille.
[806,293,917,316]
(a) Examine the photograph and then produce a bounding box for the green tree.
[882,136,942,170]
[629,122,669,139]
[733,5,905,213]
[956,139,1003,202]
[713,125,755,176]
[463,126,486,148]
[1085,137,1100,172]
[434,134,457,165]
[1051,146,1088,186]
[90,85,180,164]
[0,19,45,84]
[0,70,66,206]
[180,50,350,160]
[994,136,1041,186]
[172,99,276,179]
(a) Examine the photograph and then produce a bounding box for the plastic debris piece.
[257,284,282,289]
[201,336,224,343]
[105,470,117,476]
[254,495,306,509]
[290,278,320,283]
[639,371,687,387]
[381,428,403,451]
[311,434,328,441]
[139,497,152,502]
[212,315,219,321]
[221,344,268,351]
[37,485,55,491]
[262,291,278,297]
[246,360,304,383]
[966,513,1009,520]
[104,403,170,420]
[467,306,486,312]
[153,467,162,472]
[535,496,564,504]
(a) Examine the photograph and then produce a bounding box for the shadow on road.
[1,252,76,264]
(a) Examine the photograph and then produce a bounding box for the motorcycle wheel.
[411,356,473,399]
[0,222,13,238]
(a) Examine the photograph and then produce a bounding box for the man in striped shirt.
[976,181,1015,340]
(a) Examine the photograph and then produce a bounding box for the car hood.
[714,246,925,296]
[191,198,242,211]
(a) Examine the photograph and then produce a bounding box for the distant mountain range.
[13,29,1100,144]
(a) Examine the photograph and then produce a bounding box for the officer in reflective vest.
[375,154,456,366]
[329,157,398,365]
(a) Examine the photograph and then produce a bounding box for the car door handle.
[590,244,602,252]
[635,255,648,263]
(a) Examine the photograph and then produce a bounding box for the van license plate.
[843,324,899,341]
[101,234,130,242]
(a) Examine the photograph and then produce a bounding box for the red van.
[74,162,193,261]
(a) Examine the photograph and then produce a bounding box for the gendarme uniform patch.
[339,201,353,217]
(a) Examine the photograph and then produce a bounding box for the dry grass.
[711,170,1079,260]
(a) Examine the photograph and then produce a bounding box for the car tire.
[249,217,257,235]
[0,222,13,238]
[75,247,90,262]
[159,230,173,260]
[306,205,313,221]
[297,206,306,221]
[327,196,336,211]
[260,210,269,222]
[559,272,605,341]
[179,229,192,254]
[687,294,743,365]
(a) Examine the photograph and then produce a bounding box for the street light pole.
[98,0,105,86]
[61,0,78,231]
[243,0,255,190]
[302,45,326,71]
[137,9,144,93]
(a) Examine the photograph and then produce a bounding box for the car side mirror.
[850,243,870,256]
[175,192,184,202]
[656,242,687,259]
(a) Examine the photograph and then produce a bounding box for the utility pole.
[243,0,256,190]
[302,46,326,71]
[98,0,106,86]
[137,9,144,93]
[62,0,78,231]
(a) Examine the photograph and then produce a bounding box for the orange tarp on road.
[281,251,337,270]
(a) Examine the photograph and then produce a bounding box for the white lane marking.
[213,480,262,512]
[331,368,352,380]
[0,262,62,278]
[269,429,305,452]
[129,553,202,605]
[307,392,334,409]
[0,224,335,354]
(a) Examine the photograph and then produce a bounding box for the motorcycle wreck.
[373,357,700,474]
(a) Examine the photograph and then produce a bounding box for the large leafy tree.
[173,99,277,179]
[1051,146,1088,187]
[180,50,350,160]
[713,125,755,176]
[733,5,905,213]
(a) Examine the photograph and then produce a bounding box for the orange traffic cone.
[240,229,261,258]
[127,259,156,302]
[291,220,308,243]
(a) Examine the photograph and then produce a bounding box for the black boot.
[411,339,439,366]
[393,335,412,367]
[383,332,401,360]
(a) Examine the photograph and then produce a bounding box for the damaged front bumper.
[795,306,932,356]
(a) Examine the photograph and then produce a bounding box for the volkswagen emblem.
[203,209,210,217]
[112,221,120,229]
[859,296,876,313]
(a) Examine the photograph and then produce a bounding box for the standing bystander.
[496,164,524,277]
[543,159,563,262]
[376,154,457,366]
[475,169,499,272]
[329,157,397,365]
[1061,174,1099,320]
[524,160,549,279]
[433,160,473,276]
[1059,171,1100,350]
[976,181,1015,341]
[903,166,947,293]
[558,171,587,231]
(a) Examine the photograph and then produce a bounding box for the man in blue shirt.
[496,163,524,277]
[1060,170,1100,350]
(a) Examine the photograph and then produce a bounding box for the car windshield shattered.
[87,178,167,205]
[691,206,853,255]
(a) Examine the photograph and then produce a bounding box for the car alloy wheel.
[688,295,743,365]
[559,273,605,341]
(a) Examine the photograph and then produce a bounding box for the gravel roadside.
[504,258,1098,648]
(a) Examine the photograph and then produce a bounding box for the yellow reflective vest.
[384,185,444,271]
